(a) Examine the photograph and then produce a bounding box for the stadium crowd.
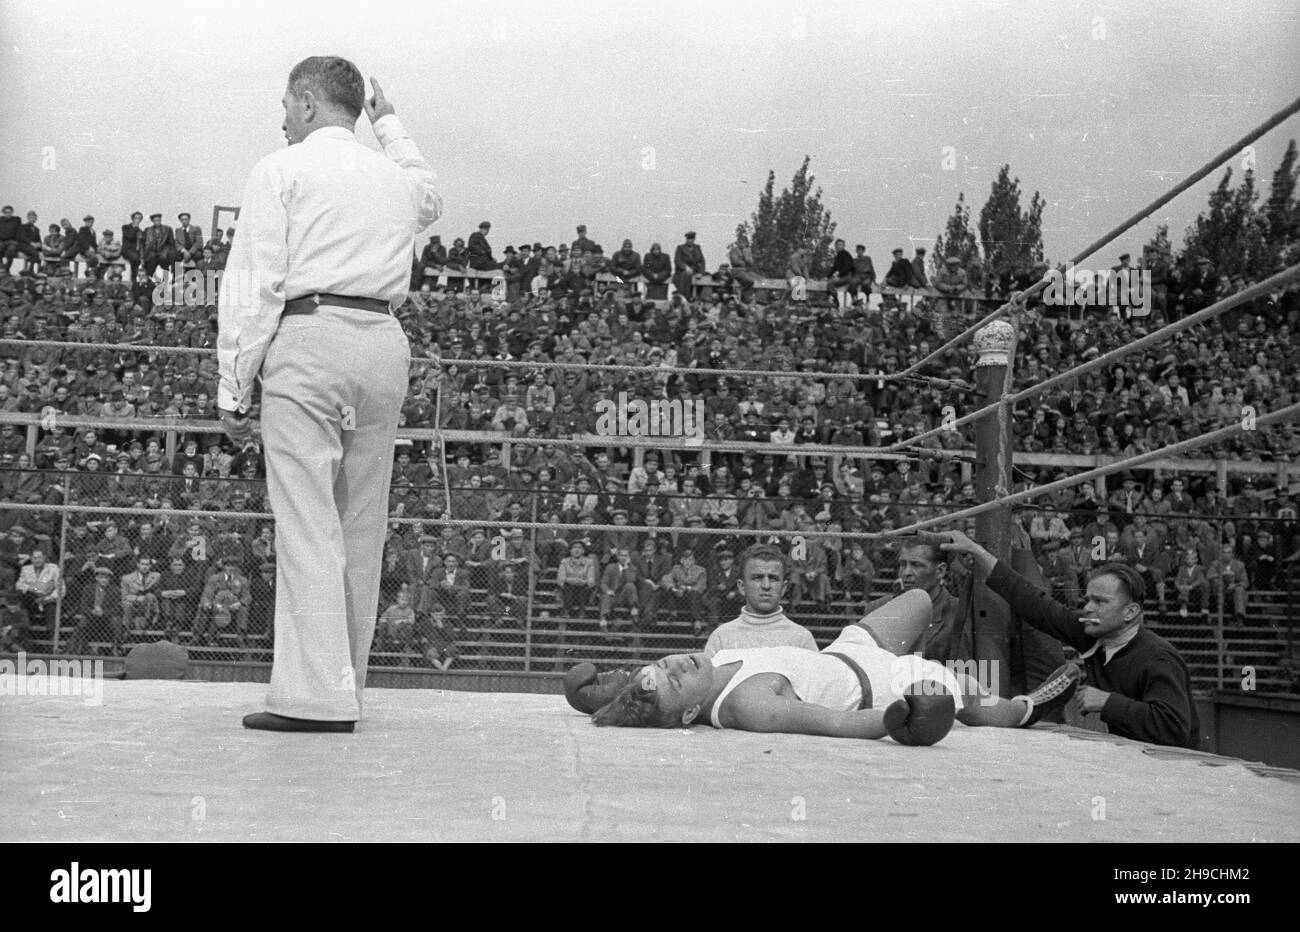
[1,209,1299,672]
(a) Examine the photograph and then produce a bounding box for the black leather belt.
[825,651,875,710]
[282,293,391,316]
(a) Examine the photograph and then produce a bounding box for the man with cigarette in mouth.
[939,530,1200,748]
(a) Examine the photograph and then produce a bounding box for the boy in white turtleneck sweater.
[703,543,817,656]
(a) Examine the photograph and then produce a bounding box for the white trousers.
[260,305,409,720]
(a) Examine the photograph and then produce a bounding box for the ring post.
[972,320,1016,695]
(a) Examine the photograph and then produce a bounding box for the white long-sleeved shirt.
[17,563,61,600]
[217,115,442,412]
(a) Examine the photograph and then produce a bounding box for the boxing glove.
[563,663,634,714]
[883,680,956,746]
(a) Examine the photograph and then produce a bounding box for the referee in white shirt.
[217,57,442,732]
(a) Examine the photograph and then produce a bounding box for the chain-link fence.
[5,475,1295,695]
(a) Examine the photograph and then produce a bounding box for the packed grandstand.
[1,211,1298,695]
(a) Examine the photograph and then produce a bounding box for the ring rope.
[889,400,1300,537]
[897,94,1300,379]
[8,399,1297,546]
[885,262,1300,453]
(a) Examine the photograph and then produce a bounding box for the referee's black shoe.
[242,712,355,733]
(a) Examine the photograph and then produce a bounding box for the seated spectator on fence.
[40,224,66,272]
[68,216,100,277]
[883,248,913,289]
[98,229,122,271]
[466,221,497,272]
[827,239,855,305]
[850,244,877,299]
[933,255,969,313]
[673,232,705,299]
[611,239,643,284]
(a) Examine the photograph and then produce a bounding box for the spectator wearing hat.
[1182,256,1216,314]
[175,213,204,267]
[466,220,497,272]
[883,248,913,290]
[598,546,641,631]
[404,534,443,594]
[825,238,856,309]
[157,555,199,641]
[910,246,929,289]
[97,229,122,272]
[644,241,676,296]
[485,559,528,627]
[429,552,472,621]
[611,239,644,286]
[413,234,446,288]
[672,232,705,300]
[659,547,708,633]
[119,212,145,283]
[141,213,176,279]
[192,556,252,648]
[67,216,100,277]
[849,244,877,299]
[120,556,162,633]
[67,565,123,655]
[1107,472,1145,532]
[933,254,969,314]
[557,540,597,616]
[571,224,596,256]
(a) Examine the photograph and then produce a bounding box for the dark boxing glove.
[563,663,635,714]
[883,680,956,746]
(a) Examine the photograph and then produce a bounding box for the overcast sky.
[3,0,1298,266]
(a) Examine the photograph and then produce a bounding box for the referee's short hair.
[1089,562,1146,606]
[288,56,365,121]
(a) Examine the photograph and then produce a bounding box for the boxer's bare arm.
[720,675,889,739]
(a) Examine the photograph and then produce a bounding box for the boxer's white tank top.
[708,647,861,728]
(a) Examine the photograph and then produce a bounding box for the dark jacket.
[986,560,1200,748]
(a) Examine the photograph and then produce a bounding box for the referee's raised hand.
[364,77,395,123]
